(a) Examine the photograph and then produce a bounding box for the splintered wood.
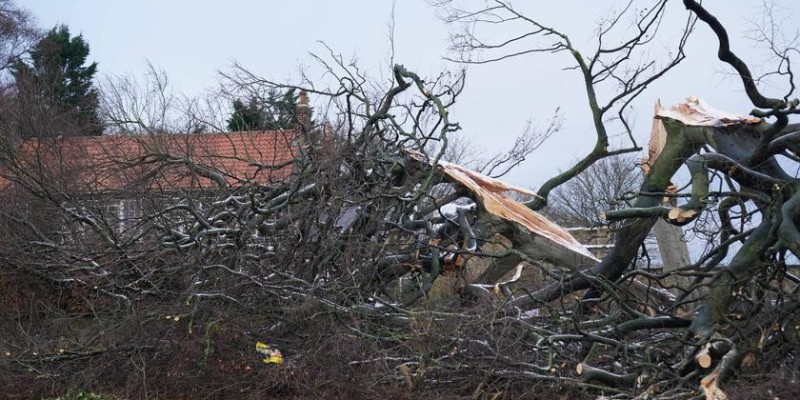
[642,97,763,175]
[404,150,598,262]
[700,367,729,400]
[656,96,761,127]
[642,100,668,176]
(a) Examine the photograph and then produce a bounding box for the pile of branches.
[1,1,799,399]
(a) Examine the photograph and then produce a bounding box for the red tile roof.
[3,130,300,195]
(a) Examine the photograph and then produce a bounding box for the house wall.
[567,227,615,258]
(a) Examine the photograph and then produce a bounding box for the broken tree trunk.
[512,98,767,309]
[405,149,599,271]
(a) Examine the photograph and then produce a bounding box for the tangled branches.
[1,2,800,399]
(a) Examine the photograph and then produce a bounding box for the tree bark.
[654,220,691,273]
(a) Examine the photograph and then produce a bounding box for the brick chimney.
[296,90,311,132]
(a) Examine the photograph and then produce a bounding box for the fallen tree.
[0,1,799,399]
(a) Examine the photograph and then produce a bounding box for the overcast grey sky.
[22,0,800,189]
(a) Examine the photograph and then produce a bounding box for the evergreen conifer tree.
[227,89,300,131]
[12,24,102,136]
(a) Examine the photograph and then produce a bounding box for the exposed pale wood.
[680,210,697,222]
[656,96,761,127]
[700,366,729,400]
[696,345,712,369]
[405,149,598,264]
[493,263,524,294]
[667,208,681,220]
[642,101,668,175]
[667,207,698,223]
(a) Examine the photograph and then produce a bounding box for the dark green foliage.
[227,98,265,132]
[11,24,102,136]
[227,88,300,131]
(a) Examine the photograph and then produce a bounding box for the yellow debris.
[255,341,283,365]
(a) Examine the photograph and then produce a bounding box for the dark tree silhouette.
[227,88,300,131]
[11,24,101,136]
